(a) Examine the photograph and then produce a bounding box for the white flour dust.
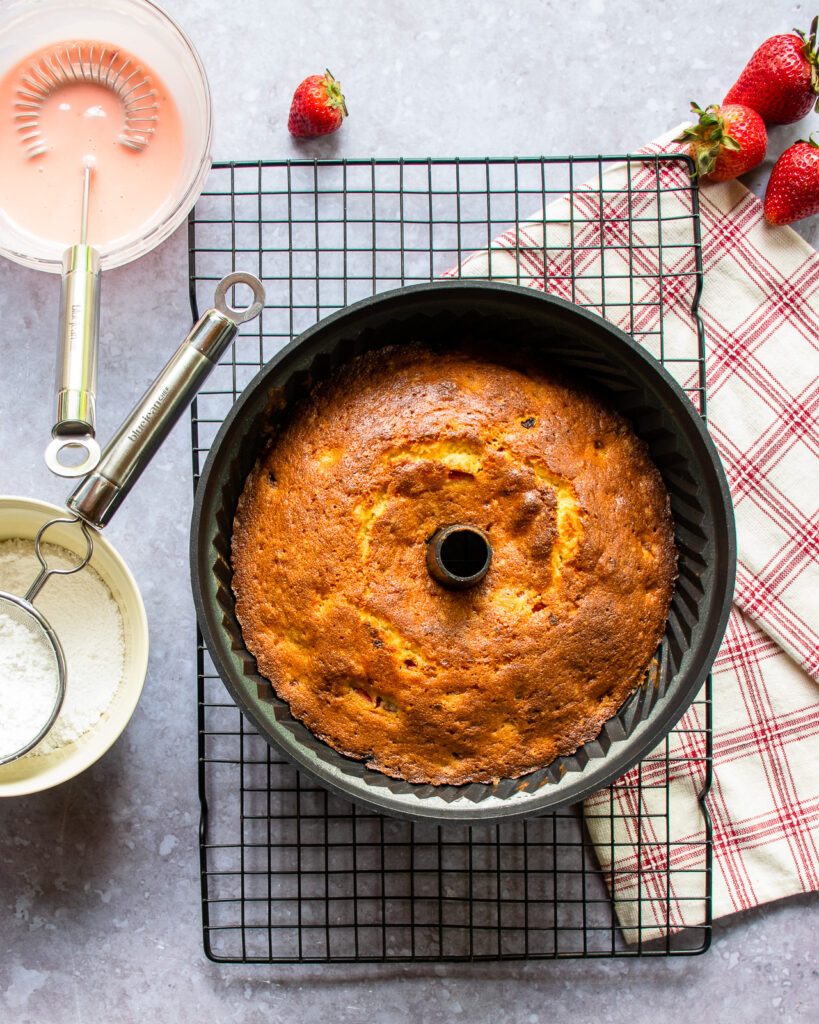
[0,538,125,756]
[0,605,60,757]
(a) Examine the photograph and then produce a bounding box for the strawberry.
[764,134,819,225]
[287,69,348,139]
[724,18,819,125]
[675,102,767,181]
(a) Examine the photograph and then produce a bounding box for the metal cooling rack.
[189,156,712,962]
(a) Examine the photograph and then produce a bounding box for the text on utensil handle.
[127,386,171,442]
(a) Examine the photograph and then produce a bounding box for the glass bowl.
[0,0,212,272]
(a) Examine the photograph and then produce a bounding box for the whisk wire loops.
[14,43,159,158]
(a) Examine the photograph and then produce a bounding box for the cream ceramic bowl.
[0,496,149,796]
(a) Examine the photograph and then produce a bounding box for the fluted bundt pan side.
[191,282,735,824]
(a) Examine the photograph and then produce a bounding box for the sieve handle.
[66,273,265,530]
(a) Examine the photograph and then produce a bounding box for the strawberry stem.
[323,69,349,118]
[674,102,743,178]
[795,16,819,105]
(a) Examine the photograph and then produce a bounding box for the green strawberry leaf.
[697,150,716,177]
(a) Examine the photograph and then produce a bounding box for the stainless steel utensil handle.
[67,309,234,529]
[46,167,103,479]
[66,273,265,529]
[54,243,100,436]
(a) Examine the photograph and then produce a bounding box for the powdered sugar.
[0,604,60,758]
[0,538,124,756]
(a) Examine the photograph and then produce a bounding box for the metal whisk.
[14,43,159,158]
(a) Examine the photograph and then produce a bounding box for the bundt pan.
[191,281,735,824]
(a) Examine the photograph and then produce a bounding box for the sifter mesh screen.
[0,593,64,763]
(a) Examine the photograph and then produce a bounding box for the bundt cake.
[231,343,677,785]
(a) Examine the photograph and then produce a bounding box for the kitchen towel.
[452,132,819,943]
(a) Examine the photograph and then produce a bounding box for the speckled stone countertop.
[0,1,816,1020]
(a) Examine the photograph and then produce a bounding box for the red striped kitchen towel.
[453,132,819,942]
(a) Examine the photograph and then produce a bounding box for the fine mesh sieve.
[0,273,263,764]
[0,516,93,763]
[0,586,66,765]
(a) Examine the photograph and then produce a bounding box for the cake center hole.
[427,525,492,588]
[440,529,489,577]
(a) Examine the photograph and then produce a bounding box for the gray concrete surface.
[1,1,816,1021]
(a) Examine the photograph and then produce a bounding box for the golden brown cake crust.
[231,344,677,785]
